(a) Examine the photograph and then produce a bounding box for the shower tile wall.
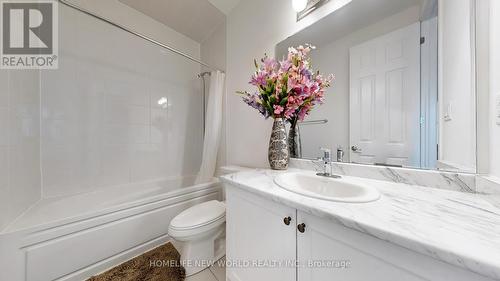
[0,70,41,230]
[40,6,203,198]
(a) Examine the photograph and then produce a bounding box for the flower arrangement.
[238,44,334,122]
[238,45,334,169]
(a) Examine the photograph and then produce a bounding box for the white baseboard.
[57,234,172,281]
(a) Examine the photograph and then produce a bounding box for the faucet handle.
[320,147,331,161]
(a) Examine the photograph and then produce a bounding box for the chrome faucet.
[316,148,341,178]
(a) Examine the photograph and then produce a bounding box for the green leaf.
[261,92,269,102]
[263,100,273,112]
[269,95,276,106]
[280,97,288,106]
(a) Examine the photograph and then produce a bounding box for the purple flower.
[239,44,333,120]
[263,57,277,71]
[243,93,270,119]
[280,59,292,71]
[250,71,267,87]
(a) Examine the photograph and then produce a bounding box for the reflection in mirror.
[277,0,476,173]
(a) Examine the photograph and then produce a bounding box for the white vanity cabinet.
[226,186,297,281]
[226,186,496,281]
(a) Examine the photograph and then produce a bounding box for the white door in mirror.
[349,22,421,167]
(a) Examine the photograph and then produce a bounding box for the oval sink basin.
[274,172,380,203]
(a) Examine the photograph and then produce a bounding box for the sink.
[274,172,380,203]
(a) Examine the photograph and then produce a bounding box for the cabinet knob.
[298,223,306,233]
[283,216,292,225]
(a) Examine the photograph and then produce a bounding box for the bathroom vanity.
[222,169,500,281]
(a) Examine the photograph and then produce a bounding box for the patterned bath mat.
[87,242,185,281]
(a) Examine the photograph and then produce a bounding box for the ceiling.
[207,0,241,15]
[119,0,233,43]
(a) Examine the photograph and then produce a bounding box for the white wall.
[201,22,228,167]
[201,22,227,73]
[438,0,476,172]
[0,70,41,230]
[298,6,420,160]
[490,0,500,179]
[226,0,356,168]
[40,2,204,198]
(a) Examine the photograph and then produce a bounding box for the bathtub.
[0,177,222,281]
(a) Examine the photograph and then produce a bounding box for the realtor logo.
[1,0,58,69]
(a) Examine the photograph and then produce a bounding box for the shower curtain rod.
[58,0,221,72]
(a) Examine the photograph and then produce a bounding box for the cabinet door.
[226,187,296,281]
[296,211,425,281]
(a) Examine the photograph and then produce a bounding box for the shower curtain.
[196,70,226,184]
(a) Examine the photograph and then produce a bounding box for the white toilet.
[168,200,226,276]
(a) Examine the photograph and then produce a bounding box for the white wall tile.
[0,107,9,146]
[0,69,41,229]
[8,141,41,224]
[129,106,149,125]
[41,144,74,196]
[97,145,131,187]
[39,2,203,198]
[0,147,9,229]
[0,71,8,107]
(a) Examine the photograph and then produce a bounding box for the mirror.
[276,0,477,173]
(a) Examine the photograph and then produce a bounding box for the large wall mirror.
[276,0,477,173]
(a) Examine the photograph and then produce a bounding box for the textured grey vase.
[287,118,302,158]
[268,118,289,170]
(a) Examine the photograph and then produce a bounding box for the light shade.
[292,0,308,12]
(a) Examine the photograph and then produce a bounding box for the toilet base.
[178,226,226,276]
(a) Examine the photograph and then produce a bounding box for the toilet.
[169,166,249,276]
[168,200,226,276]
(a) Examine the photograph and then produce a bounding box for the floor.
[186,257,226,281]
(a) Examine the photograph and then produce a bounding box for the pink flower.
[273,105,284,116]
[263,57,277,72]
[280,59,292,71]
[239,44,333,121]
[284,107,295,119]
[297,104,311,121]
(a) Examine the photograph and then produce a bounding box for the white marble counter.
[221,169,500,280]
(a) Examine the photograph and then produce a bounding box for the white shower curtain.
[196,70,226,184]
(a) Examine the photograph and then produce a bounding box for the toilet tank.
[216,166,251,201]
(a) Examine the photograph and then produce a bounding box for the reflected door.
[349,22,421,167]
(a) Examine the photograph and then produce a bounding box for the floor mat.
[87,242,185,281]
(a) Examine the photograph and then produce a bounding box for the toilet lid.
[170,200,226,230]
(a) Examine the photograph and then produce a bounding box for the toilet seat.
[168,200,226,240]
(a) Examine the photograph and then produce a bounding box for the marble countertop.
[221,169,500,280]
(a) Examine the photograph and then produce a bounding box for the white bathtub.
[0,178,222,281]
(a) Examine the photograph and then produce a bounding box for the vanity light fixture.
[296,0,352,21]
[292,0,308,12]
